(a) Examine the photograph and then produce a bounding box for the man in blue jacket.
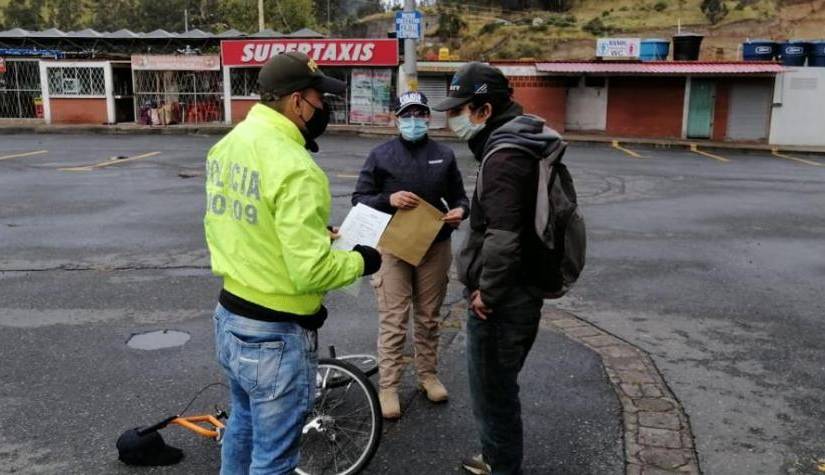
[353,91,469,419]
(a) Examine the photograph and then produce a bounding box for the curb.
[543,307,702,475]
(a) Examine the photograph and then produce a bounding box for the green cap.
[257,52,346,97]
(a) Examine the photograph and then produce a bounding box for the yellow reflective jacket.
[204,103,364,315]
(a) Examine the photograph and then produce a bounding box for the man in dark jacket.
[353,91,470,419]
[433,63,562,475]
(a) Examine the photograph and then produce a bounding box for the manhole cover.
[127,330,190,350]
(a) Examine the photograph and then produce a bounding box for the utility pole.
[403,0,418,91]
[258,0,265,32]
[184,9,189,32]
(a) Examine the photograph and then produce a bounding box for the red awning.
[535,61,785,75]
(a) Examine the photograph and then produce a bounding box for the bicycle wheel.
[333,354,378,378]
[296,358,382,475]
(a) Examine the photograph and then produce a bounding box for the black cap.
[116,427,184,466]
[432,62,512,112]
[258,52,346,97]
[393,91,430,114]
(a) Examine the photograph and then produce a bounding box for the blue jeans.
[213,305,318,475]
[467,287,543,475]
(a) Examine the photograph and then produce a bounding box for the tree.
[43,0,84,30]
[4,0,46,29]
[89,0,141,31]
[218,0,315,33]
[701,0,729,24]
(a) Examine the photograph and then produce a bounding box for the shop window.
[47,67,106,96]
[230,67,260,98]
[132,69,224,124]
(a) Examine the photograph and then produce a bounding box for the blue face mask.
[447,111,485,141]
[398,117,429,142]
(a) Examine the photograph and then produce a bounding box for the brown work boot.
[379,389,401,419]
[418,376,448,403]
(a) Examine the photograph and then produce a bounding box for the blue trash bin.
[742,40,777,61]
[808,41,825,67]
[779,41,810,66]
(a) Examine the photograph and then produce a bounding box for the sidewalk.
[3,120,825,155]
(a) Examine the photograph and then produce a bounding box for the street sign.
[596,38,641,58]
[395,11,423,40]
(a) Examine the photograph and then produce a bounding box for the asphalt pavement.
[0,134,623,474]
[2,132,824,474]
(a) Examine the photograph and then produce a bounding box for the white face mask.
[448,111,485,141]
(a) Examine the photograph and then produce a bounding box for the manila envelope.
[379,200,445,266]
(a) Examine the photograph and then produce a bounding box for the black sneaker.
[461,454,491,475]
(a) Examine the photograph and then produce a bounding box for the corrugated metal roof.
[66,28,104,38]
[144,29,177,39]
[216,29,246,38]
[177,28,211,39]
[535,61,785,75]
[108,29,140,39]
[30,28,66,37]
[0,28,311,40]
[0,28,29,38]
[287,28,324,38]
[249,29,284,38]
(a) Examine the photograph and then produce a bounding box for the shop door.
[112,65,134,123]
[418,76,448,129]
[687,79,715,139]
[565,76,607,131]
[726,82,772,141]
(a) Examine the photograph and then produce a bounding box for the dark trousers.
[467,286,543,475]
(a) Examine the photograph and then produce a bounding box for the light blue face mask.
[398,117,429,142]
[447,112,485,141]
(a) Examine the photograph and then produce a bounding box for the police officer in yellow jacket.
[204,52,382,474]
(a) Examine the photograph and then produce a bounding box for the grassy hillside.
[379,0,825,61]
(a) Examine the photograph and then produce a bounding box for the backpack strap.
[477,144,538,198]
[477,141,566,198]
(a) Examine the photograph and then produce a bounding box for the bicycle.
[117,346,382,475]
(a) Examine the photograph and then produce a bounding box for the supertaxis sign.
[221,39,400,67]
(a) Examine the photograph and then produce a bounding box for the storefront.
[220,38,399,125]
[131,54,223,125]
[39,60,124,124]
[486,61,783,142]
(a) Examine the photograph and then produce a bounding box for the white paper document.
[332,203,392,251]
[332,203,392,297]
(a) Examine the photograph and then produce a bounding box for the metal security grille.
[133,70,224,124]
[47,66,106,96]
[0,60,42,118]
[230,68,259,97]
[229,66,350,125]
[326,71,349,126]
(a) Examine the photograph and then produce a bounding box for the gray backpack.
[479,139,586,299]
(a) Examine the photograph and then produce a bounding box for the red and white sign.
[131,54,221,71]
[221,39,399,67]
[0,57,6,74]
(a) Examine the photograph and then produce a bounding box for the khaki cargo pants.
[371,239,452,390]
